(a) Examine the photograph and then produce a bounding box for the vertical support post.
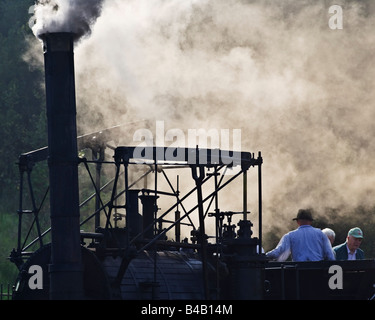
[191,165,210,300]
[42,32,83,300]
[243,169,247,221]
[93,149,104,229]
[124,161,129,242]
[213,167,220,238]
[152,154,159,299]
[154,162,158,237]
[213,166,221,300]
[175,210,181,242]
[17,167,24,254]
[175,175,180,243]
[258,152,263,255]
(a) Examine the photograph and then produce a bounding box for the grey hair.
[322,228,335,239]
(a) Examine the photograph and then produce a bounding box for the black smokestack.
[42,32,83,300]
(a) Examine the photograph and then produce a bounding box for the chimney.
[41,32,84,299]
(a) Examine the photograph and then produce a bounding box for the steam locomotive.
[8,32,375,300]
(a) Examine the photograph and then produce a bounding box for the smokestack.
[41,32,83,300]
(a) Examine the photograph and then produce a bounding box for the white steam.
[27,0,375,235]
[31,0,103,39]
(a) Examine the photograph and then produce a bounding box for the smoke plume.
[31,0,104,39]
[26,0,375,236]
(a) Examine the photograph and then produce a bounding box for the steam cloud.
[26,0,375,235]
[31,0,104,39]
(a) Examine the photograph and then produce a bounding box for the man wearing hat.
[333,227,365,260]
[266,209,335,262]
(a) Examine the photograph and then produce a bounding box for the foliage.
[0,0,47,210]
[0,0,46,285]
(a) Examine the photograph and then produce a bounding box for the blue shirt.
[266,225,336,262]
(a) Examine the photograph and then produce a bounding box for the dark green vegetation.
[0,0,47,286]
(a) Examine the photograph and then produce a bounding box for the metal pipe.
[243,170,247,221]
[41,32,83,300]
[191,165,209,300]
[213,166,220,299]
[175,175,180,242]
[93,149,104,229]
[17,169,24,254]
[258,152,263,255]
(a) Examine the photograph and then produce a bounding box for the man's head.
[322,228,336,246]
[346,227,363,253]
[292,209,314,226]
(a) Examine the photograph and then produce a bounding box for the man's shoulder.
[297,225,324,236]
[289,225,321,240]
[357,247,365,258]
[333,242,346,252]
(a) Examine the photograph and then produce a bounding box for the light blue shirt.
[266,225,336,262]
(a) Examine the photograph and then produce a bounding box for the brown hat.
[292,209,314,221]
